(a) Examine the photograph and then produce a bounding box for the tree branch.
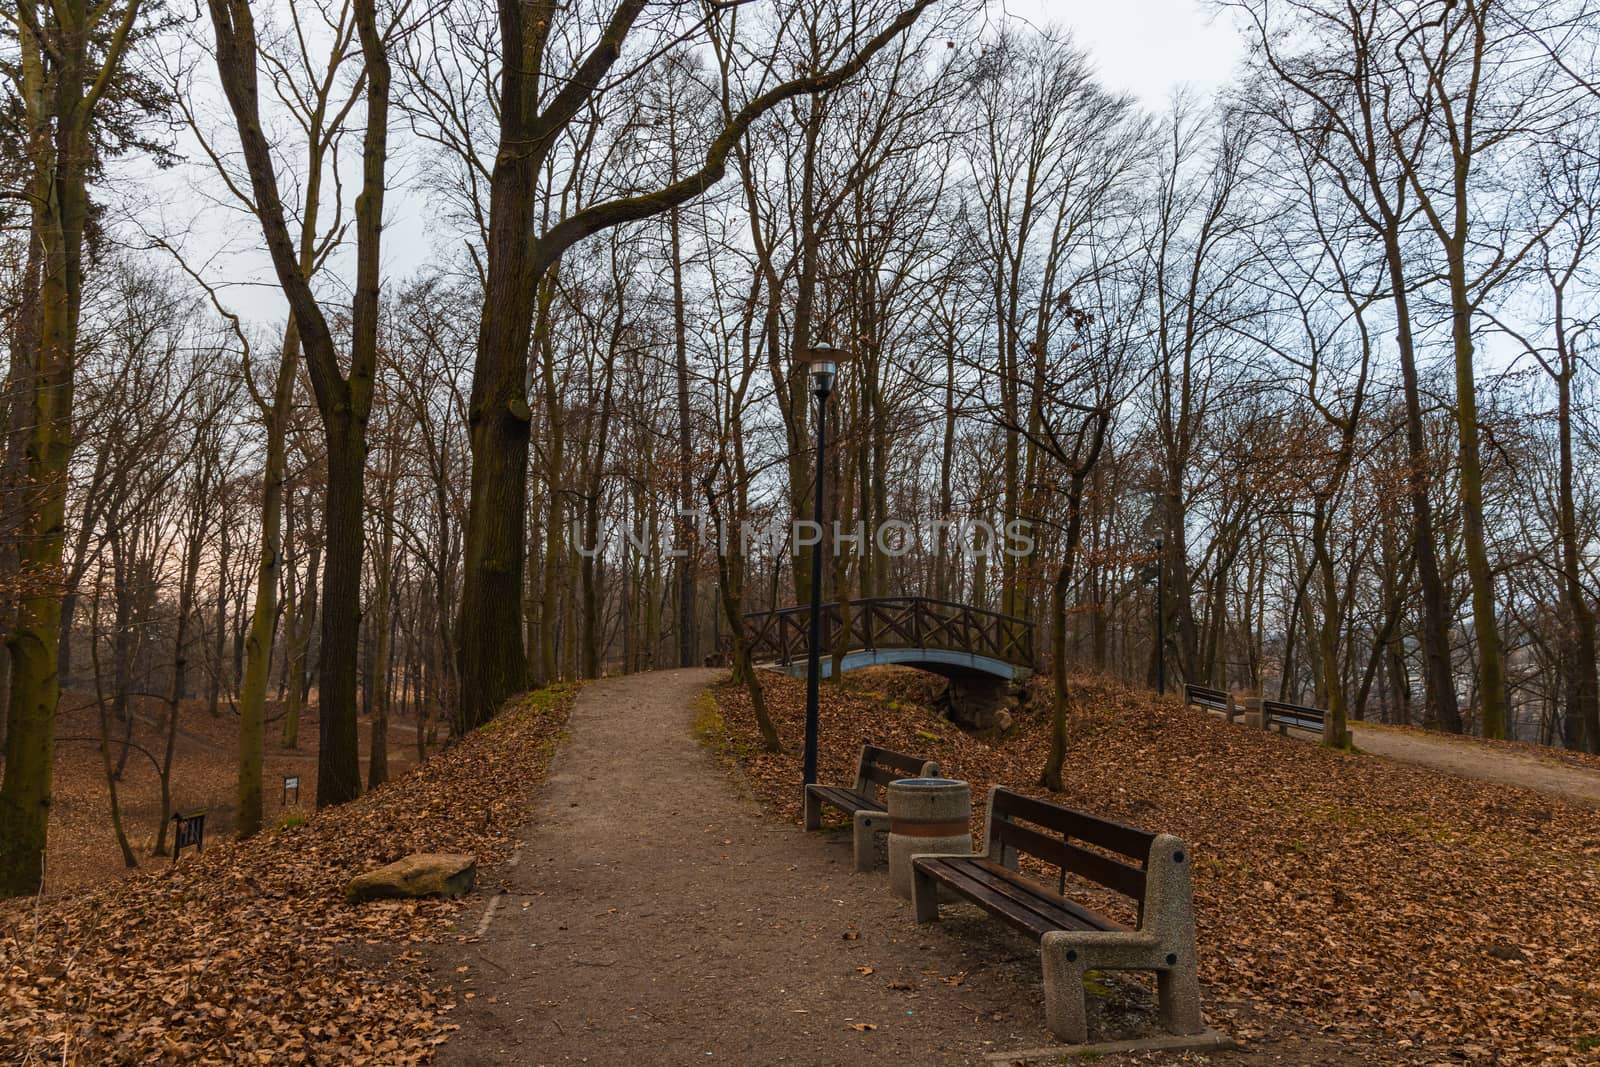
[531,0,938,274]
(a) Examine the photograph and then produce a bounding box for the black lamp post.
[798,343,850,787]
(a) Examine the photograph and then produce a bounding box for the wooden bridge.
[742,596,1034,681]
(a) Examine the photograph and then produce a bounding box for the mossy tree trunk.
[0,0,143,898]
[238,321,302,836]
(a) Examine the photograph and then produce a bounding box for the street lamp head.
[797,342,852,397]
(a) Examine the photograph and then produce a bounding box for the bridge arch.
[764,646,1027,681]
[741,597,1034,682]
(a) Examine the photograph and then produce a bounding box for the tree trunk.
[208,520,230,717]
[1556,340,1600,750]
[283,536,319,749]
[367,464,397,789]
[316,414,367,807]
[93,644,138,870]
[1383,241,1462,734]
[0,0,110,891]
[238,322,299,835]
[206,0,388,810]
[1445,246,1506,738]
[671,205,697,668]
[708,479,779,751]
[1040,562,1073,792]
[1313,507,1352,749]
[456,78,540,730]
[156,489,205,855]
[934,319,956,601]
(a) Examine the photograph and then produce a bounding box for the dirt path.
[431,669,1065,1064]
[1347,725,1600,806]
[433,670,1379,1066]
[1207,708,1600,807]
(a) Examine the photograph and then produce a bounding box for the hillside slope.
[712,669,1600,1065]
[0,687,574,1065]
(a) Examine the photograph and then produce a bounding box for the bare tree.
[0,0,161,896]
[205,0,395,807]
[455,0,942,729]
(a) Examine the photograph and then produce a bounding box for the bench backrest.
[984,787,1156,905]
[1183,683,1229,710]
[1263,699,1326,727]
[853,744,940,797]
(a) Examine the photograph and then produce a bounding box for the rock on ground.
[346,852,477,904]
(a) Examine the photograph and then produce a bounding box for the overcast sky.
[136,0,1250,331]
[997,0,1244,103]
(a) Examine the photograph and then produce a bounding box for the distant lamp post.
[798,342,851,788]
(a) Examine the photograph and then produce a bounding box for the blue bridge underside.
[763,647,1024,682]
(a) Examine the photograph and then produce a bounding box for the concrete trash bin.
[886,777,972,899]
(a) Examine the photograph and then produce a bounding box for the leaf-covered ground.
[21,691,420,895]
[0,686,575,1065]
[712,668,1600,1065]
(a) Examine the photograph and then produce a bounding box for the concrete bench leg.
[852,810,886,872]
[1157,955,1204,1035]
[1039,935,1090,1044]
[802,787,822,831]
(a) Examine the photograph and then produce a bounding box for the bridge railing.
[741,596,1034,670]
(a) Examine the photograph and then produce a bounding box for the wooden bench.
[803,744,940,872]
[1262,698,1326,734]
[910,787,1203,1043]
[1183,683,1236,722]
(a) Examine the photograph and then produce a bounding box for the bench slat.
[915,856,1119,937]
[806,785,878,815]
[992,789,1156,861]
[861,764,909,788]
[920,858,1066,938]
[861,745,930,778]
[970,859,1128,933]
[1275,716,1324,730]
[994,819,1147,900]
[1263,700,1325,719]
[1263,700,1327,732]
